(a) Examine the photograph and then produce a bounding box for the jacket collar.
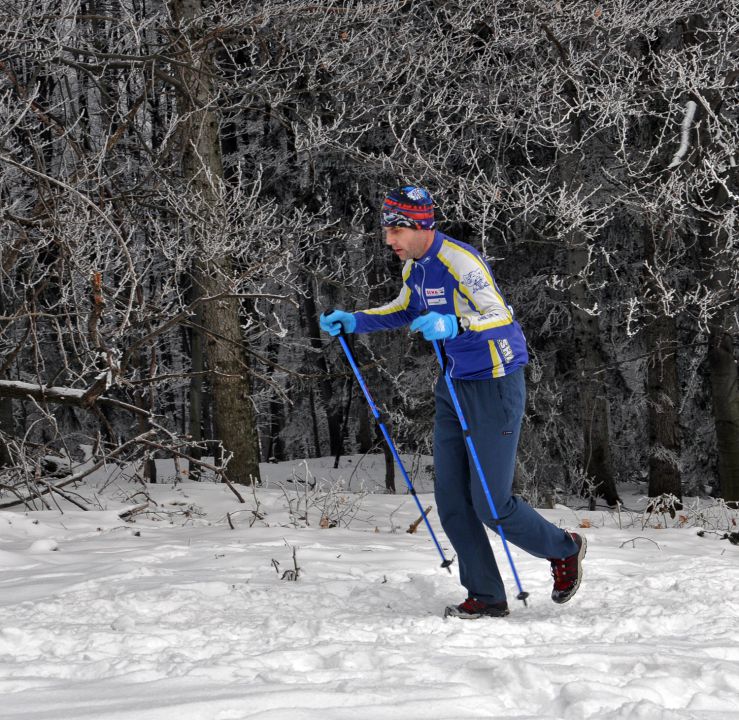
[416,230,444,265]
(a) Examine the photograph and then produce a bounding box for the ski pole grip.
[323,307,346,337]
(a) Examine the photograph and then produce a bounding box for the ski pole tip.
[441,558,454,574]
[517,591,530,607]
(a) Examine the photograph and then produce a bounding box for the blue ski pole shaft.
[430,339,529,605]
[332,331,453,573]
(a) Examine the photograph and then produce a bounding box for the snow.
[1,456,739,720]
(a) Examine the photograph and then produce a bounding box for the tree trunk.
[358,403,373,454]
[380,421,396,494]
[264,338,285,463]
[646,326,682,498]
[308,385,321,458]
[0,292,14,467]
[543,20,619,506]
[684,40,739,501]
[188,298,204,481]
[0,392,13,467]
[301,283,344,457]
[701,160,739,503]
[195,281,260,485]
[169,0,260,485]
[266,391,285,463]
[563,199,618,506]
[333,378,352,469]
[132,352,157,483]
[708,332,739,501]
[643,228,681,499]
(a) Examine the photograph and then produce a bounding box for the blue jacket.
[353,231,528,380]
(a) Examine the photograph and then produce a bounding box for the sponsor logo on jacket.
[497,338,514,363]
[462,269,488,293]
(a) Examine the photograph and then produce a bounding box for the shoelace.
[549,557,577,590]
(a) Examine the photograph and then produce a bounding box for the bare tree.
[167,0,261,484]
[1,0,736,506]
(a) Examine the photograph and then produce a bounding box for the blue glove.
[410,312,458,341]
[320,309,357,336]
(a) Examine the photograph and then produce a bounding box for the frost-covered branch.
[667,100,698,169]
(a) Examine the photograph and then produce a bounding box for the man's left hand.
[410,312,458,341]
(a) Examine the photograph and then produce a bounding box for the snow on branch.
[667,100,698,169]
[0,380,149,417]
[0,380,85,403]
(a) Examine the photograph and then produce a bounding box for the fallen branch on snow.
[407,506,433,534]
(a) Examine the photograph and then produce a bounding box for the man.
[320,186,585,618]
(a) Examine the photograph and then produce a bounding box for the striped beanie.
[380,186,436,230]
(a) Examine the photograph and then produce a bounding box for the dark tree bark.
[379,421,396,494]
[357,403,373,454]
[701,174,739,502]
[539,18,620,506]
[645,331,682,498]
[187,296,204,481]
[565,241,619,506]
[333,377,352,469]
[679,12,739,501]
[308,384,321,458]
[560,129,619,505]
[264,337,285,462]
[169,0,260,485]
[644,227,682,499]
[301,284,344,457]
[0,291,14,467]
[708,331,739,501]
[0,398,13,467]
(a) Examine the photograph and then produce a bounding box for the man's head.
[381,185,436,261]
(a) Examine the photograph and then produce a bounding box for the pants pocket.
[496,370,525,428]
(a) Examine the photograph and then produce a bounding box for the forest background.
[0,0,737,511]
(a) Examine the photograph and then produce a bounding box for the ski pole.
[327,314,453,573]
[430,338,529,606]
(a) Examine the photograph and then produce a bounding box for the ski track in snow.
[1,470,739,720]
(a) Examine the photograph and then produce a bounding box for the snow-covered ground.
[1,456,738,720]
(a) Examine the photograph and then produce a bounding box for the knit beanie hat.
[380,186,436,230]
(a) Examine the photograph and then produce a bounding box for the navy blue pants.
[434,368,577,604]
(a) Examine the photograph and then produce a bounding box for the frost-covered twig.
[0,430,156,509]
[667,100,697,169]
[620,537,661,550]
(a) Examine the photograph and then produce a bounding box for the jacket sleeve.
[440,242,514,333]
[353,261,422,333]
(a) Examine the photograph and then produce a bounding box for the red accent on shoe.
[459,597,488,614]
[445,597,510,618]
[548,532,587,604]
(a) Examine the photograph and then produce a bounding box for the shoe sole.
[444,607,510,619]
[552,533,587,605]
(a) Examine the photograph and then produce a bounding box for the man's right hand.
[320,309,357,336]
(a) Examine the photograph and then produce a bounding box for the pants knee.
[474,494,519,529]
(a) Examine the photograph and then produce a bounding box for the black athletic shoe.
[444,597,510,619]
[549,531,587,604]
